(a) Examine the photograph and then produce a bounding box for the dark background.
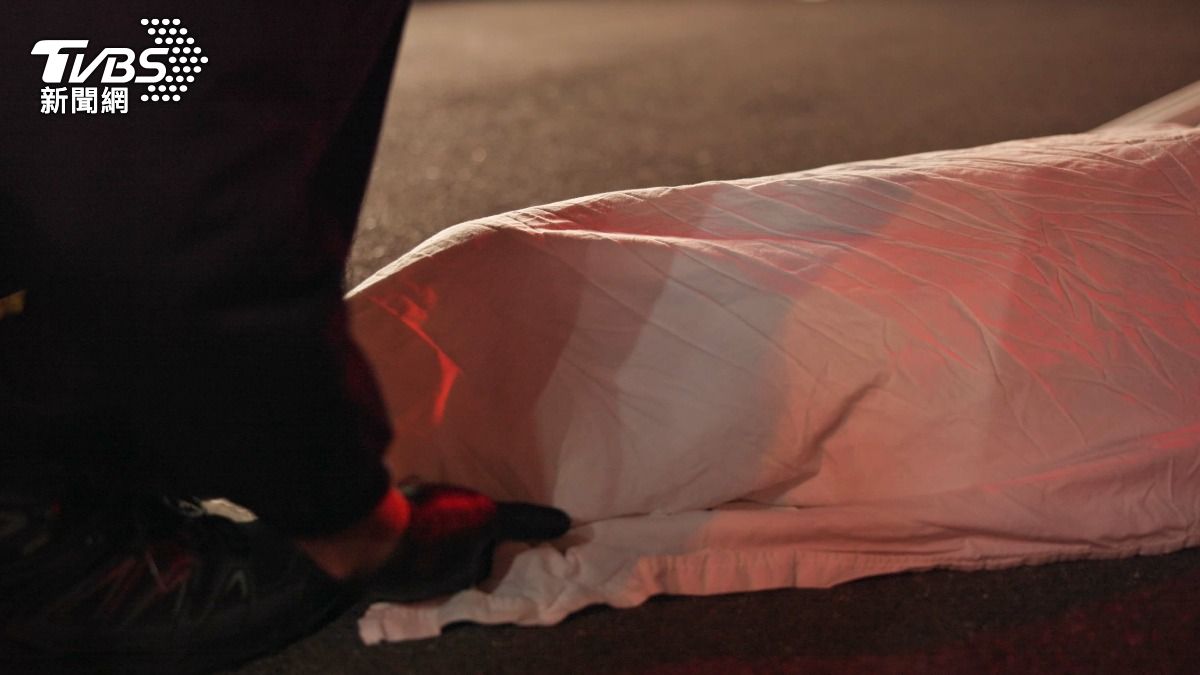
[247,0,1200,672]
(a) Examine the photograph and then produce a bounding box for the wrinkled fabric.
[350,125,1200,643]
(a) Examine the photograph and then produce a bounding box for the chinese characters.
[40,86,129,114]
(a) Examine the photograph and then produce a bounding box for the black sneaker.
[369,483,571,602]
[0,490,356,674]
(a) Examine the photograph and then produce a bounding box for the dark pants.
[0,2,413,536]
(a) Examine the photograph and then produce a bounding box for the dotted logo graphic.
[140,18,208,104]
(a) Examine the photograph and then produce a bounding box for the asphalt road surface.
[244,0,1200,672]
[348,0,1200,287]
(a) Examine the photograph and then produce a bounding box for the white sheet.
[348,124,1200,643]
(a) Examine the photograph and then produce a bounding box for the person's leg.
[1,3,411,669]
[1,0,409,539]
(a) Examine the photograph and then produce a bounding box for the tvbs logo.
[33,18,207,114]
[32,40,169,85]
